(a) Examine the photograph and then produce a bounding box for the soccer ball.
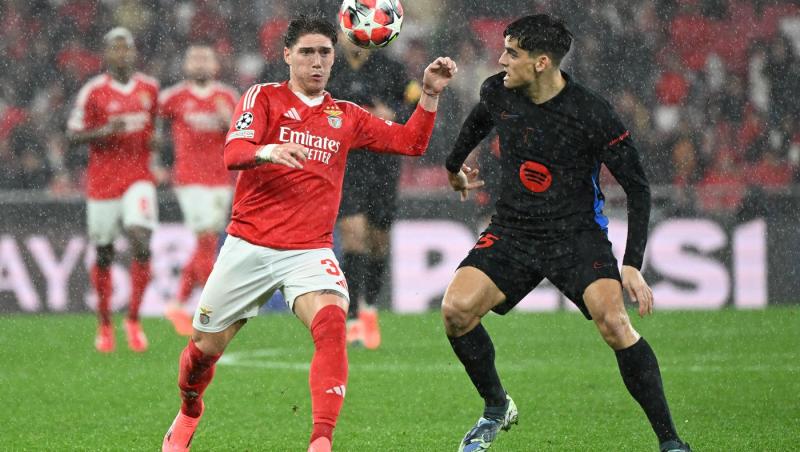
[338,0,404,49]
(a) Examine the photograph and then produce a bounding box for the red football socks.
[128,259,150,321]
[175,261,196,304]
[176,233,217,303]
[91,265,112,326]
[178,340,221,418]
[308,305,348,445]
[195,233,217,283]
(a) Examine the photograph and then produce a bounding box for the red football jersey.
[224,81,435,250]
[158,81,238,186]
[67,73,159,199]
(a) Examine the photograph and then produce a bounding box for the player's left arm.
[353,57,457,156]
[597,106,653,316]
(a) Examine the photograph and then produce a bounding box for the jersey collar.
[187,81,217,99]
[282,81,329,107]
[108,74,137,95]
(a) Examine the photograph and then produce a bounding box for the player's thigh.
[86,198,123,246]
[443,266,506,317]
[193,235,279,333]
[583,278,627,319]
[121,181,158,231]
[545,229,621,320]
[447,225,543,316]
[337,214,368,251]
[176,185,232,233]
[278,248,350,313]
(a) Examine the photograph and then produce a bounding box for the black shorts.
[339,150,400,229]
[458,224,621,320]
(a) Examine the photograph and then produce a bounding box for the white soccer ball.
[338,0,404,49]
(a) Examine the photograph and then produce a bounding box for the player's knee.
[191,332,222,356]
[191,319,246,356]
[127,228,151,259]
[95,246,114,268]
[441,297,476,334]
[133,248,151,261]
[595,312,635,348]
[130,238,151,260]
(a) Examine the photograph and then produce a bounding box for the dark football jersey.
[445,72,651,269]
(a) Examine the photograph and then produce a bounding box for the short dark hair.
[284,14,338,48]
[504,14,573,64]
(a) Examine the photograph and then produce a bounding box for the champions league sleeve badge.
[235,112,254,130]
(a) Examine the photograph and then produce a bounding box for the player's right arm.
[66,119,126,145]
[443,79,496,200]
[223,84,308,170]
[66,81,125,145]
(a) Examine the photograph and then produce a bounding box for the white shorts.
[86,181,158,245]
[175,185,233,233]
[193,235,349,332]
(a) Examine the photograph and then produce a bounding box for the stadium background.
[1,0,799,314]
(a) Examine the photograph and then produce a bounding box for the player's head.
[183,45,219,83]
[103,27,136,76]
[499,15,572,89]
[283,14,337,96]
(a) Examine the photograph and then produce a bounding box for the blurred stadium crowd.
[1,0,799,214]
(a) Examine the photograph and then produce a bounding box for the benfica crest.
[325,107,343,129]
[328,116,342,128]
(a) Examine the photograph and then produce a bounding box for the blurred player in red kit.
[158,45,238,336]
[66,27,159,353]
[161,15,457,452]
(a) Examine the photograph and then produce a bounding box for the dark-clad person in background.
[326,31,412,350]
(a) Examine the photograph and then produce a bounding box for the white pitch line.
[218,349,530,373]
[218,350,799,374]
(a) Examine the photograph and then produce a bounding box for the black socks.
[364,256,387,305]
[615,337,679,444]
[448,323,507,416]
[342,252,368,319]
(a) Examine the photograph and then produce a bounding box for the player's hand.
[622,265,654,317]
[448,164,484,202]
[422,57,458,95]
[268,143,309,169]
[101,118,126,138]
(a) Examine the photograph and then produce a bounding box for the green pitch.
[1,308,798,451]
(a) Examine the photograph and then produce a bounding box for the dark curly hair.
[504,14,573,64]
[284,14,338,48]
